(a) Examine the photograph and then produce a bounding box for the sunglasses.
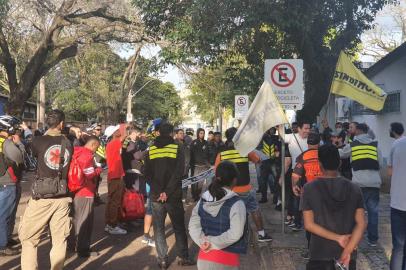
[95,129,102,131]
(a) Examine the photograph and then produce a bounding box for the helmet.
[147,118,162,134]
[0,115,22,135]
[86,122,101,132]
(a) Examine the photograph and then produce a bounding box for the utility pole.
[126,78,159,123]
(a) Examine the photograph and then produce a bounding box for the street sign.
[126,113,133,122]
[235,95,249,120]
[265,59,304,110]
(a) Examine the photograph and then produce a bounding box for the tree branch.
[0,27,18,91]
[65,7,133,25]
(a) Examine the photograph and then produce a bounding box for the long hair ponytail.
[208,161,239,201]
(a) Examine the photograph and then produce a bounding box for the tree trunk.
[5,86,26,117]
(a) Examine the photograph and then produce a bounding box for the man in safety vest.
[258,127,279,204]
[215,127,273,243]
[144,123,195,269]
[89,123,106,206]
[339,123,382,247]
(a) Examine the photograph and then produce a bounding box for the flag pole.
[279,125,286,234]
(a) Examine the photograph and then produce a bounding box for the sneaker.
[275,204,282,211]
[104,224,112,232]
[78,251,99,258]
[141,235,150,244]
[288,222,297,228]
[7,239,20,247]
[0,247,19,256]
[301,250,310,259]
[108,226,127,235]
[284,218,293,225]
[158,260,169,269]
[258,233,273,242]
[177,257,196,266]
[148,239,156,247]
[367,240,377,247]
[182,199,186,203]
[291,224,303,232]
[258,198,268,204]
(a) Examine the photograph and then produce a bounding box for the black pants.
[307,260,356,270]
[8,183,21,239]
[152,200,189,262]
[72,197,94,254]
[274,171,294,217]
[259,159,276,200]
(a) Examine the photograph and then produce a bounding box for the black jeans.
[152,200,189,262]
[307,260,356,270]
[259,159,276,200]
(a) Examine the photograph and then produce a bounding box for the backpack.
[121,189,145,221]
[68,156,85,192]
[0,137,9,176]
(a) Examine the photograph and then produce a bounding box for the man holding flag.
[231,80,289,241]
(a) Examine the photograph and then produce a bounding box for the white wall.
[353,55,406,162]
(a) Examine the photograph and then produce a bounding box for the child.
[189,161,247,270]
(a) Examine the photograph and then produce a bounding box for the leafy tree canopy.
[134,0,395,122]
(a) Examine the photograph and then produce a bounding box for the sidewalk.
[251,164,392,270]
[1,168,392,270]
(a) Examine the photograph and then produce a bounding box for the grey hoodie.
[189,188,247,250]
[339,134,382,188]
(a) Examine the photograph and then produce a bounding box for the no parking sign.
[265,59,304,110]
[235,95,249,120]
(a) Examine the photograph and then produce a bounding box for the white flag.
[233,81,288,156]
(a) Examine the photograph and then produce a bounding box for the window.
[381,91,400,113]
[351,91,401,116]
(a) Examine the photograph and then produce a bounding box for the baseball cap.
[104,125,120,138]
[307,132,321,145]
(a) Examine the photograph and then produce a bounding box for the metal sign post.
[279,125,286,234]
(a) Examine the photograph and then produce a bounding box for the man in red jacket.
[71,136,102,257]
[104,125,127,235]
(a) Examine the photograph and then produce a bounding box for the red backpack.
[68,156,85,192]
[121,189,145,221]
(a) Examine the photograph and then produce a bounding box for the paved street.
[0,173,261,270]
[0,168,392,270]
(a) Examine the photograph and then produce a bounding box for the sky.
[116,44,186,90]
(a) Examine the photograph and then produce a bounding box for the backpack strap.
[58,137,67,180]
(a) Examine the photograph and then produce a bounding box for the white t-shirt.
[284,133,308,167]
[389,136,406,211]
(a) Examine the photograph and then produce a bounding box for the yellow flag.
[330,51,387,111]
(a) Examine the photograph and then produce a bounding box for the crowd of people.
[0,109,405,270]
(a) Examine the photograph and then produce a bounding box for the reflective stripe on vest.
[263,141,275,158]
[351,145,378,161]
[350,141,379,171]
[220,149,249,163]
[149,144,178,160]
[0,137,5,153]
[96,145,106,159]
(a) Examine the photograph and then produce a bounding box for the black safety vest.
[263,141,276,159]
[0,137,8,176]
[149,144,178,160]
[350,141,379,171]
[220,147,250,187]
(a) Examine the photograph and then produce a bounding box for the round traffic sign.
[237,96,247,106]
[270,62,296,87]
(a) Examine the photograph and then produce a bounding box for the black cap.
[307,132,321,145]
